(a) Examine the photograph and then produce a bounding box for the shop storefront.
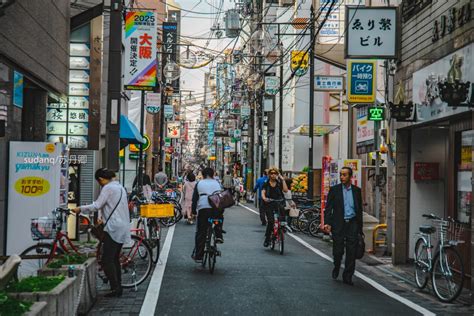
[393,43,473,284]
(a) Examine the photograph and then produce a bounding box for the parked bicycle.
[201,218,222,274]
[19,208,153,290]
[414,213,465,302]
[130,194,161,264]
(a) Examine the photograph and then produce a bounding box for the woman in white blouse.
[73,168,131,297]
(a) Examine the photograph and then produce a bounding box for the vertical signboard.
[124,11,157,90]
[162,22,179,91]
[347,59,376,103]
[13,71,23,108]
[356,105,375,154]
[7,142,69,255]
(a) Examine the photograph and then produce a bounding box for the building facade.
[391,0,473,291]
[0,0,70,254]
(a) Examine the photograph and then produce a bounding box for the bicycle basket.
[140,203,174,218]
[31,217,56,240]
[447,221,467,243]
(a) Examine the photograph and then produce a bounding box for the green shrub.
[46,253,87,269]
[6,275,65,293]
[0,291,33,316]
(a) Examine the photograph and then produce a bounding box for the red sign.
[414,162,439,181]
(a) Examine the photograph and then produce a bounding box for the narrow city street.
[135,204,423,316]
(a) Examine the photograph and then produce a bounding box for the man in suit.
[323,166,363,286]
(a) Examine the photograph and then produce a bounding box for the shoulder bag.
[90,188,123,241]
[208,189,235,210]
[355,232,365,259]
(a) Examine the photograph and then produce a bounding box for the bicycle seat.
[419,225,436,234]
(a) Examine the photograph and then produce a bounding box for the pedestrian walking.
[73,168,131,297]
[182,172,197,224]
[154,167,168,191]
[222,171,234,193]
[191,167,225,262]
[261,167,289,247]
[132,170,152,200]
[323,166,364,286]
[253,169,268,225]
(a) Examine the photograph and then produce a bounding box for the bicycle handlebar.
[422,213,441,220]
[55,207,71,215]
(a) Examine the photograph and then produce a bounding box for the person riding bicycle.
[191,167,224,263]
[261,167,289,247]
[73,168,131,297]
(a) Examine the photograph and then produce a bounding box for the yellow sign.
[290,51,309,76]
[208,156,216,161]
[15,177,50,197]
[130,134,151,152]
[45,143,55,153]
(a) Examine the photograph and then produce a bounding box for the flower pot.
[24,301,48,316]
[8,277,76,316]
[38,257,97,315]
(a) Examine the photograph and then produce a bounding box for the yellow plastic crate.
[140,203,174,218]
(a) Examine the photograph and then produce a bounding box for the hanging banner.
[162,22,179,91]
[124,11,157,90]
[164,104,174,120]
[145,92,161,114]
[166,121,181,138]
[264,76,279,95]
[290,51,309,76]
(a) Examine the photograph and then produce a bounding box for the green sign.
[129,153,147,160]
[368,107,385,121]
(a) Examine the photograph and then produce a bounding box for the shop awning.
[288,124,340,136]
[120,114,144,149]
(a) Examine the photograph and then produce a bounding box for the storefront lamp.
[388,82,416,122]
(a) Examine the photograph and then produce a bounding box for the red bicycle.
[267,199,287,255]
[18,208,153,289]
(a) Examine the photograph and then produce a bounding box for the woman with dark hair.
[73,168,131,297]
[191,167,224,262]
[182,172,197,224]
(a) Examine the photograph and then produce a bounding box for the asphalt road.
[153,205,421,316]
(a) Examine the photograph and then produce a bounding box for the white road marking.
[239,204,435,316]
[139,224,176,316]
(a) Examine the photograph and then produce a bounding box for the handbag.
[289,207,299,218]
[208,189,235,210]
[355,233,365,259]
[90,189,123,241]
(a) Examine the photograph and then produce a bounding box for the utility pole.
[137,91,145,191]
[105,0,123,171]
[307,5,315,199]
[278,23,283,171]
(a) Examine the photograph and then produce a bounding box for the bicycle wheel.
[289,216,301,232]
[208,230,217,274]
[18,243,63,279]
[414,238,429,289]
[120,235,153,288]
[308,218,321,237]
[148,219,161,264]
[278,229,284,255]
[432,247,464,302]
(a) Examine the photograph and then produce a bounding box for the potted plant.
[5,275,75,316]
[38,254,97,315]
[0,290,48,316]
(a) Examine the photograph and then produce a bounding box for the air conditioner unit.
[279,0,294,6]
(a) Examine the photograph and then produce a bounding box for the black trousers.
[332,219,358,280]
[264,207,285,239]
[194,208,224,259]
[258,199,266,224]
[102,232,123,291]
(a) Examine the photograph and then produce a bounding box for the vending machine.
[7,141,69,255]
